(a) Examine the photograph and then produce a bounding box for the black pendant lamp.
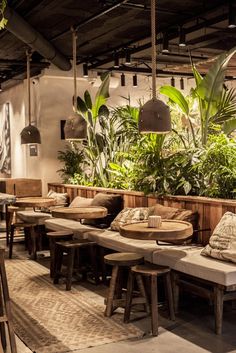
[138,0,171,134]
[21,51,41,144]
[64,27,87,141]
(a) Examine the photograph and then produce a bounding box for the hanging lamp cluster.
[138,0,171,134]
[21,50,41,144]
[64,27,87,141]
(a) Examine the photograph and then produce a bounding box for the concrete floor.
[1,227,236,353]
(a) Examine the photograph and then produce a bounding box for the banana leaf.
[92,72,110,118]
[223,118,236,135]
[160,85,189,115]
[84,90,92,110]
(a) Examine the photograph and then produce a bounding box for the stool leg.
[136,273,150,314]
[30,226,37,260]
[53,247,63,284]
[66,248,75,291]
[0,285,6,350]
[150,275,158,336]
[124,271,134,323]
[0,254,17,353]
[89,245,100,285]
[164,272,175,321]
[9,225,15,259]
[171,272,180,313]
[49,238,56,278]
[105,265,119,317]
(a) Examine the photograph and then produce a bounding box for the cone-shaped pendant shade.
[139,99,171,134]
[64,111,87,141]
[21,124,41,144]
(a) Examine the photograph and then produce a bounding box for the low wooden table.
[51,206,108,221]
[15,197,56,208]
[119,220,193,245]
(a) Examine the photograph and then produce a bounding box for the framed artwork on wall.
[0,102,11,176]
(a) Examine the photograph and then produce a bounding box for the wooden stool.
[9,222,37,259]
[46,231,73,278]
[0,248,17,353]
[124,263,175,336]
[53,239,98,290]
[104,252,144,317]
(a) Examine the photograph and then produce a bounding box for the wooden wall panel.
[48,183,236,245]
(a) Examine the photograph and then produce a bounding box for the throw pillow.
[69,196,93,208]
[110,207,150,231]
[149,203,198,229]
[83,193,123,228]
[47,189,68,206]
[201,212,236,263]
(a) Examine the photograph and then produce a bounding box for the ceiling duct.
[4,6,71,71]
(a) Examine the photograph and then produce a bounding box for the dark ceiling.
[1,0,236,89]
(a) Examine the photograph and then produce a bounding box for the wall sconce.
[133,74,138,87]
[228,0,236,28]
[125,50,131,65]
[171,77,175,87]
[162,33,169,53]
[121,73,125,86]
[83,63,88,77]
[179,27,186,47]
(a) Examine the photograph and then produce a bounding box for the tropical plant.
[0,0,7,29]
[57,144,86,183]
[196,134,236,198]
[160,46,236,146]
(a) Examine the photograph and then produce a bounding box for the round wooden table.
[51,206,108,220]
[15,197,56,208]
[119,220,193,245]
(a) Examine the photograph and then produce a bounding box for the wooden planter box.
[48,183,236,245]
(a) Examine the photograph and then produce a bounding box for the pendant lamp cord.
[71,27,77,111]
[151,0,157,100]
[26,49,32,125]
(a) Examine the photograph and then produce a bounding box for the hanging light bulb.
[171,77,175,87]
[162,33,169,53]
[83,63,89,77]
[133,74,138,87]
[179,27,186,47]
[20,50,41,144]
[121,73,125,86]
[64,27,87,141]
[180,77,184,90]
[125,50,131,65]
[138,0,171,134]
[114,54,120,68]
[228,0,236,28]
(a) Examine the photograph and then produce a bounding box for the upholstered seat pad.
[17,211,52,225]
[152,248,236,286]
[84,229,159,262]
[45,218,97,238]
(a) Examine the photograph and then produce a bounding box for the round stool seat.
[104,252,144,267]
[56,239,96,248]
[131,263,170,276]
[47,230,73,238]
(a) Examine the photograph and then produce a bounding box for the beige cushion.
[45,218,97,239]
[17,211,52,225]
[201,212,236,264]
[152,247,236,286]
[47,189,68,206]
[150,204,198,229]
[69,196,93,208]
[85,228,158,262]
[110,207,150,231]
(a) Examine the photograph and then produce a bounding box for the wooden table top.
[51,206,108,220]
[119,220,193,243]
[15,197,56,207]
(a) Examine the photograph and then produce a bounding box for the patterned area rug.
[5,259,143,353]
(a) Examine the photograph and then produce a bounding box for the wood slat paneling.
[48,183,236,245]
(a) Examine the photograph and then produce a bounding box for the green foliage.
[57,144,86,183]
[0,0,7,30]
[197,134,236,198]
